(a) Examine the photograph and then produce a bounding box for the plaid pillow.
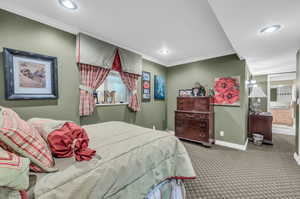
[0,189,28,199]
[0,107,57,173]
[0,147,30,190]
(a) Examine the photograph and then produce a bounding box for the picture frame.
[3,48,58,100]
[213,76,240,106]
[192,87,206,96]
[154,75,166,100]
[179,89,193,97]
[142,71,151,102]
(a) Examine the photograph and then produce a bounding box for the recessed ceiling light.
[58,0,78,10]
[259,25,282,34]
[159,48,169,55]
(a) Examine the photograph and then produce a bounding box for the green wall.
[80,60,167,130]
[167,55,248,145]
[0,9,251,146]
[252,75,268,112]
[0,9,167,130]
[296,50,300,155]
[0,9,80,124]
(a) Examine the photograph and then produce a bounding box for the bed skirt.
[146,179,186,199]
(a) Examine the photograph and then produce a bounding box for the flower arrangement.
[213,76,240,105]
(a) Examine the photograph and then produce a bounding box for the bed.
[27,121,196,199]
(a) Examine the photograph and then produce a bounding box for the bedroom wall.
[0,9,80,124]
[0,9,167,130]
[80,59,168,130]
[167,55,248,145]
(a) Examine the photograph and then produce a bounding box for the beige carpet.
[183,134,300,199]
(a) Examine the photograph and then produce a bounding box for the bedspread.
[32,121,195,199]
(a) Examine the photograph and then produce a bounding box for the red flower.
[214,93,225,104]
[223,89,240,104]
[143,82,150,89]
[214,77,236,93]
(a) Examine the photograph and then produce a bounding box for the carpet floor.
[183,134,300,199]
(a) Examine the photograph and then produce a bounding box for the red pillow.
[28,118,96,161]
[0,107,56,172]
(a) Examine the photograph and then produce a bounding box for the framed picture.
[3,48,58,100]
[154,75,166,100]
[192,87,206,96]
[179,89,193,97]
[142,71,151,101]
[213,76,240,106]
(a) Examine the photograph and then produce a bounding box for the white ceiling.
[209,0,300,75]
[0,0,234,66]
[1,1,299,74]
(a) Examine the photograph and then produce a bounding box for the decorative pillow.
[28,118,96,161]
[27,118,67,141]
[0,107,56,173]
[0,147,30,190]
[0,189,28,199]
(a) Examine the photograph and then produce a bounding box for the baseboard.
[294,153,300,166]
[215,139,248,151]
[272,126,295,136]
[166,130,175,135]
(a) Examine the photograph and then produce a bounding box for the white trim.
[294,153,300,166]
[267,74,271,112]
[215,139,248,151]
[272,126,295,136]
[0,3,236,68]
[0,4,167,66]
[165,52,234,67]
[166,130,175,135]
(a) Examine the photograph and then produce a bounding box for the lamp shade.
[249,86,266,98]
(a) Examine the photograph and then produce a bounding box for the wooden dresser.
[248,114,273,144]
[175,97,214,146]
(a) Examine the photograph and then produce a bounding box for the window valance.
[76,33,142,75]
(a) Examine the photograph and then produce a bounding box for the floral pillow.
[0,107,57,173]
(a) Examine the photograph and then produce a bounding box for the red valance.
[112,49,122,72]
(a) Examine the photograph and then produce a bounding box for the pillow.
[27,118,67,141]
[28,118,96,161]
[0,147,30,190]
[0,107,56,173]
[0,189,28,199]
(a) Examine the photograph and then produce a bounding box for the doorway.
[268,73,297,135]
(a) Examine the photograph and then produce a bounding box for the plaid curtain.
[120,72,140,112]
[79,64,110,116]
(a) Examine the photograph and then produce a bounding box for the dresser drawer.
[175,97,214,145]
[175,112,209,120]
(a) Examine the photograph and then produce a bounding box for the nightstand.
[248,114,273,145]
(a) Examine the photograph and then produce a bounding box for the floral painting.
[213,76,240,106]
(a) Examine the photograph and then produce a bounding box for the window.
[95,70,129,105]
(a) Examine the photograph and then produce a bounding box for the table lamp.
[249,85,266,113]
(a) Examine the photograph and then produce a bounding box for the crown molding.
[0,4,168,66]
[0,3,238,68]
[165,52,235,67]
